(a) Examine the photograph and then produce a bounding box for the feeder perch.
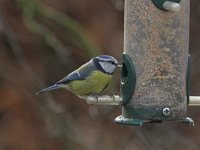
[151,0,181,11]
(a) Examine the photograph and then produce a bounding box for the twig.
[35,3,100,57]
[23,15,72,66]
[16,0,100,57]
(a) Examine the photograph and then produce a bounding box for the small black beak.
[117,65,122,68]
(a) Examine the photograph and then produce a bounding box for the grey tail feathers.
[36,84,60,95]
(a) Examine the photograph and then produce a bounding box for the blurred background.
[0,0,200,150]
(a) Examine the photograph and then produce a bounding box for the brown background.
[0,0,200,150]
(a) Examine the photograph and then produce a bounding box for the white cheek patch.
[99,62,116,74]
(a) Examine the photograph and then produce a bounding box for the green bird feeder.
[85,0,200,126]
[115,0,193,126]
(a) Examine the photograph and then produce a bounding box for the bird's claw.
[110,92,115,102]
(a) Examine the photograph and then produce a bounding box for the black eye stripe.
[110,61,118,66]
[99,60,117,66]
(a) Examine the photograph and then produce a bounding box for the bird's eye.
[108,61,117,66]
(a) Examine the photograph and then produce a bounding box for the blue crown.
[96,55,118,64]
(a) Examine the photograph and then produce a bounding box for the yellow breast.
[66,71,112,96]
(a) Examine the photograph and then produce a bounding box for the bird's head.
[92,55,118,75]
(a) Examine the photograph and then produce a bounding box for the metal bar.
[82,95,200,107]
[163,1,181,12]
[189,96,200,106]
[79,95,123,105]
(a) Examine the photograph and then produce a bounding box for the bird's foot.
[108,92,115,102]
[89,93,99,102]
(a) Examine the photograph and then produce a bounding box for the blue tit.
[36,55,119,96]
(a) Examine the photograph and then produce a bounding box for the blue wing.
[56,71,82,84]
[56,61,96,84]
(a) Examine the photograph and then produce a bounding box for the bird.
[36,55,120,97]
